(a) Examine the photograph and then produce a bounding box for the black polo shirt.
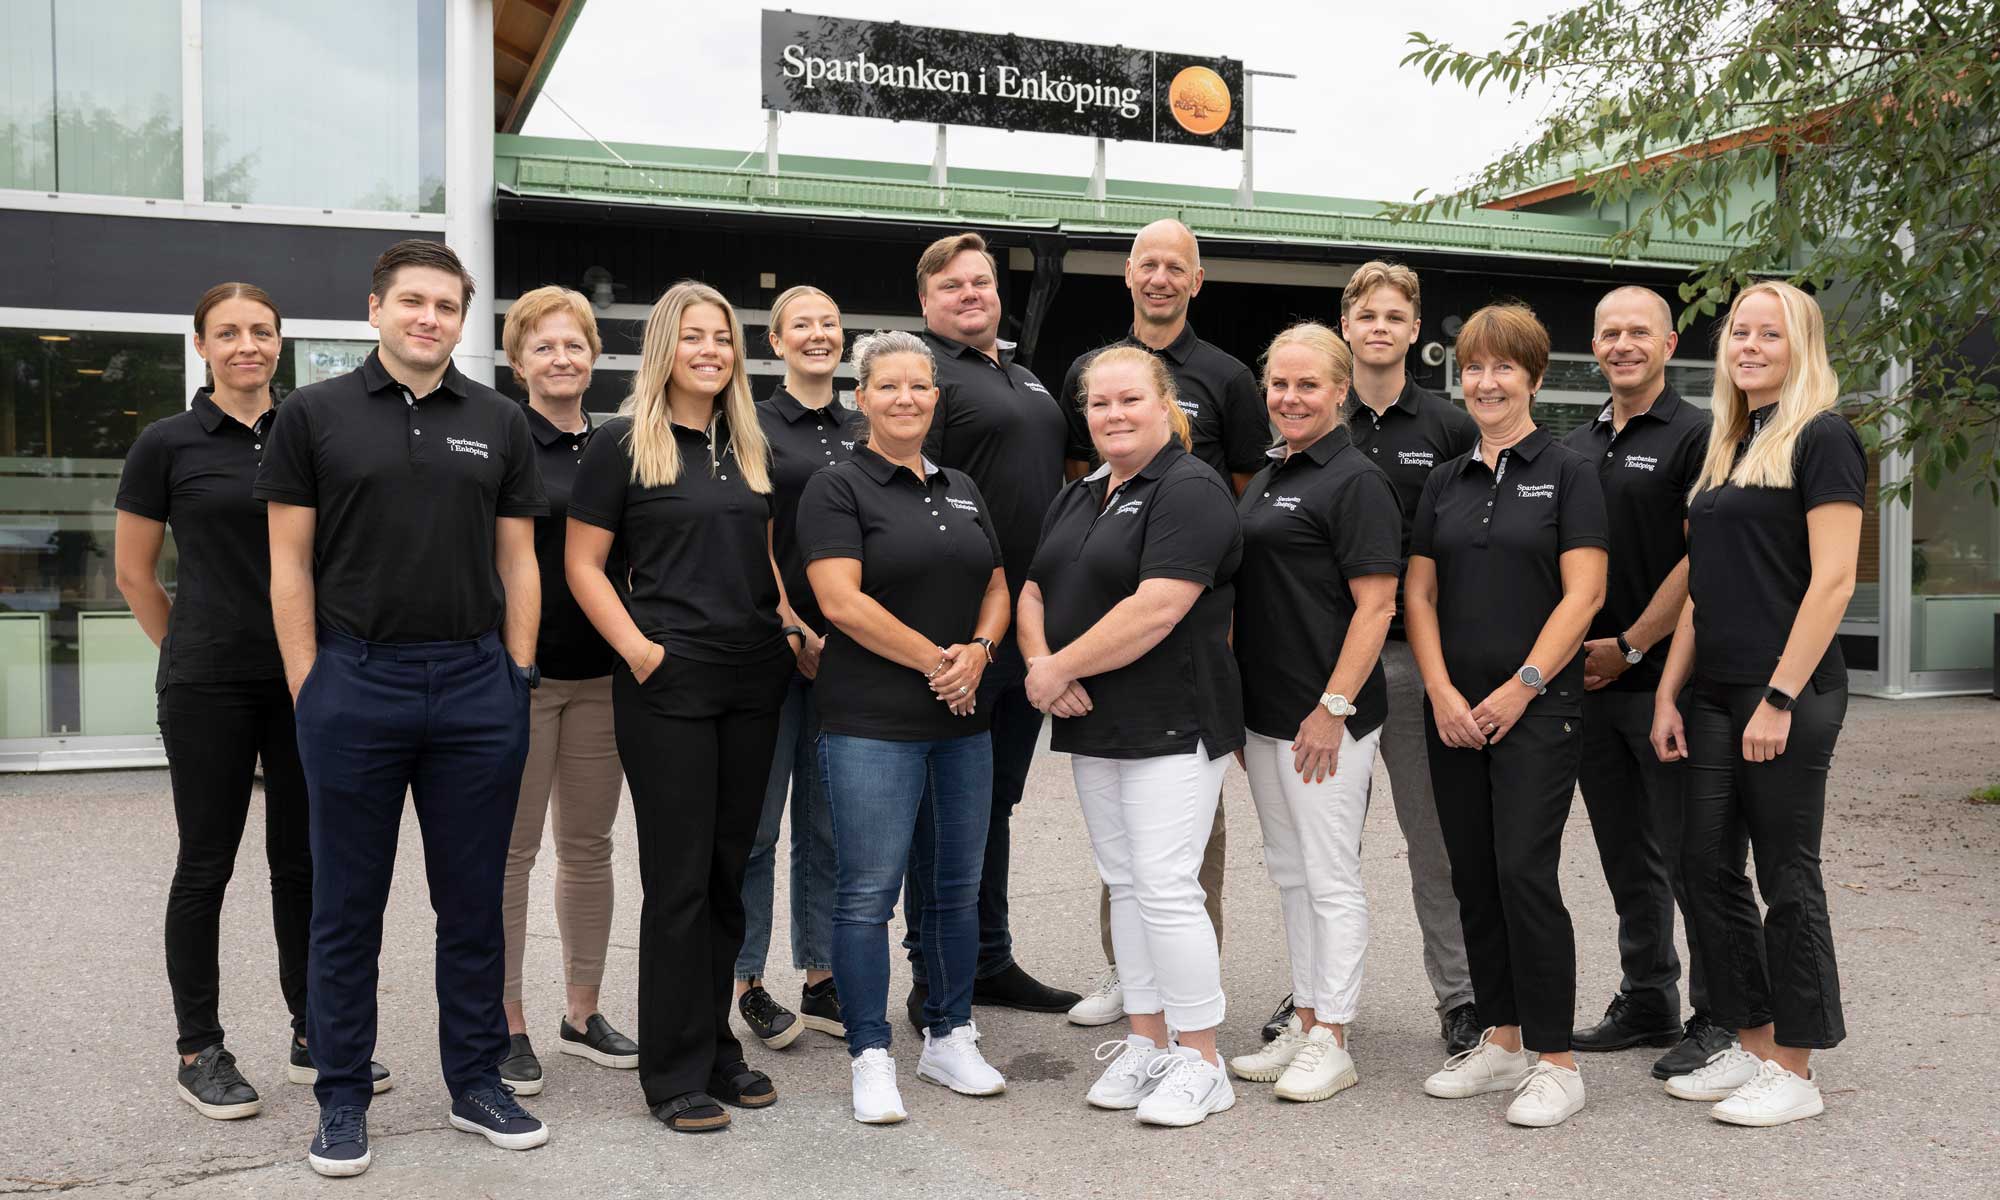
[759,386,865,637]
[1234,426,1404,740]
[919,330,1068,614]
[567,414,784,665]
[1344,378,1479,638]
[797,446,1004,741]
[1027,440,1244,760]
[1060,323,1269,480]
[1688,408,1864,692]
[522,404,623,680]
[1410,428,1608,717]
[1560,386,1712,692]
[253,352,546,644]
[115,389,283,685]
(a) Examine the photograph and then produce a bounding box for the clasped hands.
[1023,654,1093,718]
[926,644,986,717]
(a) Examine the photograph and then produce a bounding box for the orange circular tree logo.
[1169,66,1231,135]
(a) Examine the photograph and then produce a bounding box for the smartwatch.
[1517,665,1546,696]
[1319,692,1354,718]
[1616,633,1644,665]
[972,636,997,664]
[1763,685,1796,712]
[781,624,805,646]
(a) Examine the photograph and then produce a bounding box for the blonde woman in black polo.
[566,281,804,1133]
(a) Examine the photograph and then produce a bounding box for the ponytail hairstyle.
[1691,280,1841,497]
[194,282,282,338]
[1079,345,1192,451]
[621,281,772,494]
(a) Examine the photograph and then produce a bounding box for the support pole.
[1088,137,1107,202]
[1236,76,1255,208]
[930,124,948,187]
[765,110,779,175]
[445,0,496,385]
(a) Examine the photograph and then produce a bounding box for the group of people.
[117,218,1862,1175]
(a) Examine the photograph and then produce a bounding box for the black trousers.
[1427,708,1581,1053]
[297,630,531,1111]
[160,678,311,1057]
[614,651,790,1105]
[1682,680,1847,1049]
[905,671,1044,982]
[1578,688,1738,1018]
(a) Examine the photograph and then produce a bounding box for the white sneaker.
[1067,968,1124,1027]
[1710,1059,1824,1127]
[850,1048,906,1124]
[1505,1060,1585,1127]
[1086,1035,1167,1110]
[1136,1047,1236,1127]
[1422,1027,1535,1098]
[916,1022,1005,1096]
[1228,1015,1305,1082]
[1273,1026,1358,1102]
[1664,1042,1762,1102]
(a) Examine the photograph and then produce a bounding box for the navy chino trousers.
[296,628,531,1112]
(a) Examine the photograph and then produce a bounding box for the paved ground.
[2,695,1996,1199]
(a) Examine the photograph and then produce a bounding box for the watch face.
[1626,648,1645,663]
[1519,666,1542,687]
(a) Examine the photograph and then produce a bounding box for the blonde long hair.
[621,281,771,493]
[1078,345,1193,451]
[1692,280,1842,496]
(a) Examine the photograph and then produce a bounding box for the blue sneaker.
[449,1083,549,1150]
[306,1105,370,1177]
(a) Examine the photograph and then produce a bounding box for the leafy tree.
[1395,0,2000,501]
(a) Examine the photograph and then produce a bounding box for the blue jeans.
[736,673,835,981]
[821,731,992,1056]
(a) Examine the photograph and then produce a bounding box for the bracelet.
[781,624,804,645]
[923,647,949,679]
[972,636,996,664]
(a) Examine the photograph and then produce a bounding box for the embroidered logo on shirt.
[1272,495,1302,511]
[1022,380,1053,396]
[946,496,979,513]
[446,437,490,460]
[841,439,858,451]
[1397,449,1436,468]
[1115,499,1145,516]
[1175,399,1201,419]
[1515,482,1556,499]
[1622,453,1659,472]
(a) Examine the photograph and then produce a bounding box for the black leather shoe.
[1570,993,1682,1052]
[559,1014,639,1069]
[1441,1002,1482,1056]
[738,985,802,1050]
[1260,993,1297,1043]
[799,978,845,1038]
[496,1033,544,1096]
[177,1045,261,1120]
[906,982,928,1033]
[1651,1011,1734,1079]
[972,962,1082,1012]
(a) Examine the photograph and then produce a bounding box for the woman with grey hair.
[795,329,1014,1124]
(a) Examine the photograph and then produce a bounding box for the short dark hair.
[371,239,475,307]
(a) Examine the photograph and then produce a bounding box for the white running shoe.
[1086,1035,1167,1110]
[1422,1027,1535,1098]
[1710,1059,1824,1127]
[916,1022,1005,1096]
[850,1048,906,1124]
[1067,968,1125,1027]
[1136,1047,1236,1127]
[1273,1026,1358,1102]
[1228,1015,1305,1082]
[1505,1060,1585,1127]
[1664,1042,1762,1102]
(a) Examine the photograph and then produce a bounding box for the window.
[202,0,446,212]
[1444,348,1713,437]
[0,0,183,199]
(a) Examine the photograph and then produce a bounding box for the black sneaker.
[906,981,928,1034]
[799,978,846,1038]
[1570,993,1682,1052]
[738,984,802,1049]
[971,962,1082,1012]
[1652,1011,1734,1080]
[498,1033,544,1096]
[1441,1002,1482,1056]
[558,1014,639,1069]
[1260,993,1297,1043]
[176,1044,260,1120]
[450,1083,549,1151]
[286,1039,393,1094]
[307,1105,370,1177]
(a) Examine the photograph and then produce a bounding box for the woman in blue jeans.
[797,330,1014,1124]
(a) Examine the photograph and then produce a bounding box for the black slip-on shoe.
[1652,1011,1735,1079]
[799,979,846,1038]
[653,1091,730,1133]
[1260,993,1297,1043]
[738,985,802,1050]
[1571,993,1683,1052]
[177,1045,260,1120]
[709,1060,777,1109]
[497,1033,545,1096]
[559,1014,639,1069]
[971,962,1082,1012]
[287,1039,392,1094]
[1441,1002,1483,1056]
[307,1105,370,1177]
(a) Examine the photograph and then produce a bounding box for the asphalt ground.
[2,695,1995,1199]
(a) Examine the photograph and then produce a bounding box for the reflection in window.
[0,329,184,737]
[0,1,182,199]
[202,0,445,212]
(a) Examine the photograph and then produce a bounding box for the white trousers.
[1073,745,1228,1032]
[1243,726,1381,1024]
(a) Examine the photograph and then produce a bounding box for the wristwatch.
[1616,633,1644,664]
[1319,692,1353,718]
[973,636,997,664]
[1517,665,1546,696]
[516,661,541,690]
[1764,685,1796,712]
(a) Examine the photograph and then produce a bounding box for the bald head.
[1127,220,1204,335]
[1592,285,1679,402]
[1595,285,1672,331]
[1132,219,1201,270]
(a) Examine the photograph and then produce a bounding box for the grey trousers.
[1379,640,1475,1015]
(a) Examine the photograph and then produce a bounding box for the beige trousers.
[501,675,625,1003]
[1100,799,1226,963]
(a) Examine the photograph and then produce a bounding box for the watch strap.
[1764,685,1796,712]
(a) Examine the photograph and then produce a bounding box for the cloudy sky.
[524,0,1566,204]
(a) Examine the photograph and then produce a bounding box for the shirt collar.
[923,328,1014,367]
[190,387,274,435]
[1125,322,1199,366]
[360,348,468,401]
[767,384,838,425]
[1342,375,1425,423]
[522,401,591,447]
[1456,426,1553,475]
[851,442,939,485]
[1280,425,1353,467]
[1593,384,1685,429]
